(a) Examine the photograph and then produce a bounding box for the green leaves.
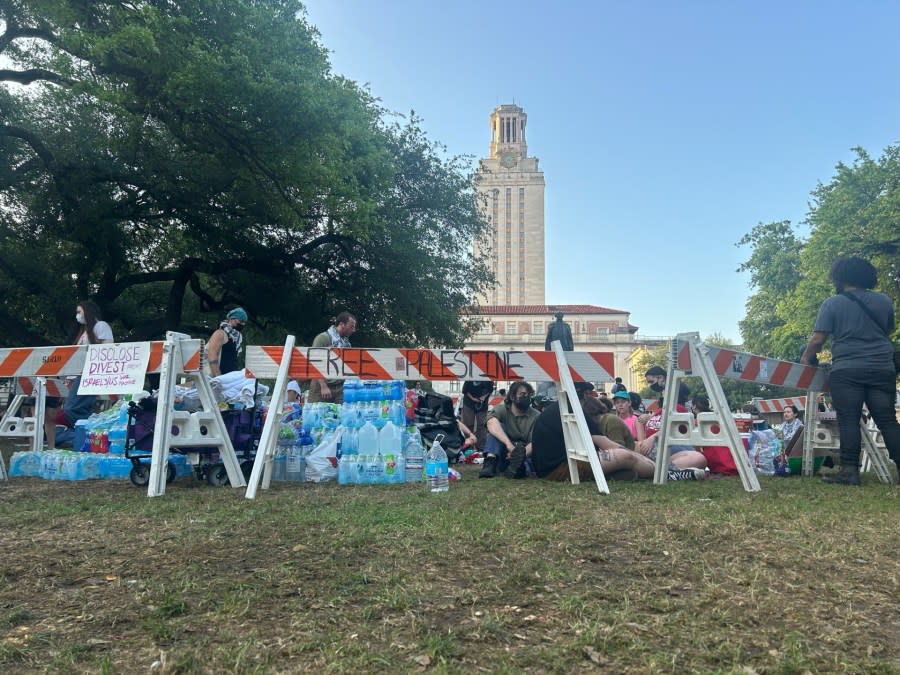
[1,1,489,346]
[738,144,900,359]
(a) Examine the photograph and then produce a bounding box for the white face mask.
[76,312,85,324]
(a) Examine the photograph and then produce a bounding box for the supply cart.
[125,400,262,487]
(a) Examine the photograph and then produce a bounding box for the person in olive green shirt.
[307,312,357,404]
[480,381,539,479]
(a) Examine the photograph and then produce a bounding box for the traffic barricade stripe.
[245,346,616,382]
[675,338,828,391]
[0,349,32,377]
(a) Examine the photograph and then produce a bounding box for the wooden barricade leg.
[147,332,245,497]
[0,394,34,445]
[656,333,761,492]
[800,390,823,477]
[246,336,295,500]
[859,421,893,484]
[192,369,245,489]
[33,377,47,453]
[147,335,178,497]
[551,341,609,494]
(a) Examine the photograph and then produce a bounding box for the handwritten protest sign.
[78,342,152,395]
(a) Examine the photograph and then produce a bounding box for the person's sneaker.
[504,443,527,479]
[478,455,498,478]
[667,468,706,481]
[821,467,861,485]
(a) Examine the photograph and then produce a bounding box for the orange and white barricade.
[0,333,246,496]
[0,344,90,451]
[662,332,893,487]
[243,338,616,499]
[138,332,246,497]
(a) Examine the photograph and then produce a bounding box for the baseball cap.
[226,307,248,322]
[612,390,630,400]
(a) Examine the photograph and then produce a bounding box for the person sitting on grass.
[635,366,708,474]
[479,381,539,479]
[530,386,704,482]
[612,389,645,444]
[590,397,636,450]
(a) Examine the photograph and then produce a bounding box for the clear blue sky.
[304,0,899,342]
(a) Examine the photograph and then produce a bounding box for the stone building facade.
[473,104,545,306]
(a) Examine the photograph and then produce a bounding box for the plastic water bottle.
[404,432,425,484]
[357,420,378,455]
[378,421,403,483]
[286,443,305,482]
[365,452,385,484]
[99,455,132,480]
[108,425,127,455]
[78,453,102,480]
[341,426,358,457]
[272,444,287,481]
[425,434,449,493]
[9,451,42,477]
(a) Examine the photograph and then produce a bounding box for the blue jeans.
[484,424,519,473]
[828,368,900,467]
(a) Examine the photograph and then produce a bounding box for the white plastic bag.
[304,431,339,482]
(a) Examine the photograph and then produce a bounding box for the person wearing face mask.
[635,366,708,475]
[207,307,248,377]
[44,300,115,450]
[479,381,539,478]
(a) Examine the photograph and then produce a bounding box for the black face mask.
[650,382,664,393]
[514,397,532,411]
[233,323,245,332]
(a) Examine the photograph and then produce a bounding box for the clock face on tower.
[501,154,517,169]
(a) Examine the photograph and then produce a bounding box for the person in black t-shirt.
[531,385,656,482]
[460,380,494,453]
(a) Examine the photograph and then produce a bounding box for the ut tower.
[474,104,546,306]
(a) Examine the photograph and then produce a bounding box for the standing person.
[460,379,494,455]
[308,312,357,404]
[544,311,574,351]
[479,381,539,479]
[800,256,900,485]
[610,377,627,395]
[207,307,247,377]
[44,300,115,449]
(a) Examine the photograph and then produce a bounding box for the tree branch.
[0,68,73,86]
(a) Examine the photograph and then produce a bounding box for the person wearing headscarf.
[207,307,247,377]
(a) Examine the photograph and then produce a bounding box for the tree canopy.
[737,145,900,362]
[0,0,493,348]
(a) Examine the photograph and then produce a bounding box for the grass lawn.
[1,443,898,674]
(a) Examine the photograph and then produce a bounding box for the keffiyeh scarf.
[220,320,243,354]
[327,325,351,348]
